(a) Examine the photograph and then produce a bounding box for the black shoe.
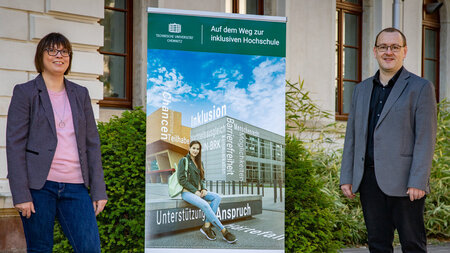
[222,229,237,244]
[200,225,216,240]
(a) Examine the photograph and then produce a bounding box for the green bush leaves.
[285,136,342,252]
[96,108,146,252]
[426,100,450,238]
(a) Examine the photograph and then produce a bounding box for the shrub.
[53,108,146,252]
[286,79,344,252]
[425,100,450,239]
[285,135,342,252]
[286,78,364,249]
[96,108,146,252]
[286,79,336,145]
[312,150,367,246]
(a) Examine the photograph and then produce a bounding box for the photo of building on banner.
[145,8,286,252]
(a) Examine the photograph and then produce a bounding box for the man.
[340,27,437,252]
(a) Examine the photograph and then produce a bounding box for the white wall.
[440,0,450,101]
[285,0,336,116]
[402,0,423,75]
[155,0,226,12]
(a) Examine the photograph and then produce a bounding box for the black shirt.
[365,66,403,168]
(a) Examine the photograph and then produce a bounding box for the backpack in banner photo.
[168,157,188,198]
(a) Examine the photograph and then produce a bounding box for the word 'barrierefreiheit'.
[224,224,284,241]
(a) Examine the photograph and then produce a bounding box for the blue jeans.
[20,181,101,253]
[181,191,224,230]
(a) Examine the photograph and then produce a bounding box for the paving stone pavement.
[341,242,450,252]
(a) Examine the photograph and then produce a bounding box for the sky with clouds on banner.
[147,49,285,136]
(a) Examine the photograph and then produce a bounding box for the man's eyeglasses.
[375,44,404,52]
[44,48,71,57]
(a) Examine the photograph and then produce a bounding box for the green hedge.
[425,100,450,238]
[285,136,342,252]
[311,149,367,246]
[53,108,146,252]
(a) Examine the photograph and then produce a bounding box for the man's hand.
[200,189,208,197]
[15,202,35,219]
[341,184,356,199]
[92,199,108,216]
[406,187,425,201]
[195,191,202,197]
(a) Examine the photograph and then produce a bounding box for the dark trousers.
[359,166,427,253]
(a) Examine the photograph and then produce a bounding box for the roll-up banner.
[146,8,286,252]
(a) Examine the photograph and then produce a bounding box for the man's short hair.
[34,32,73,75]
[374,27,407,47]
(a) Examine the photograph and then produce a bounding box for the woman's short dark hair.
[34,32,73,75]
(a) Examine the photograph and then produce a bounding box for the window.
[245,134,259,157]
[272,143,282,161]
[260,163,268,183]
[335,0,362,120]
[260,163,270,183]
[272,164,283,183]
[259,138,271,159]
[422,0,440,100]
[99,0,133,108]
[246,161,259,182]
[233,0,264,15]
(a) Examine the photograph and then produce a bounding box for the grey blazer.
[340,68,437,196]
[6,74,107,205]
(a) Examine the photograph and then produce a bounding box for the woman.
[178,140,237,243]
[6,32,107,252]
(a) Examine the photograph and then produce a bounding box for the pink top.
[47,89,84,183]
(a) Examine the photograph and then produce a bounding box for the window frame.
[335,0,362,121]
[232,0,264,15]
[422,0,440,101]
[246,161,259,183]
[99,0,133,108]
[245,134,259,157]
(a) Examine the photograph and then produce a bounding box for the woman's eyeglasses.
[44,48,71,57]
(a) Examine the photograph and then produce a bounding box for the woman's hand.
[195,191,202,197]
[15,202,35,219]
[92,199,108,216]
[200,189,208,197]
